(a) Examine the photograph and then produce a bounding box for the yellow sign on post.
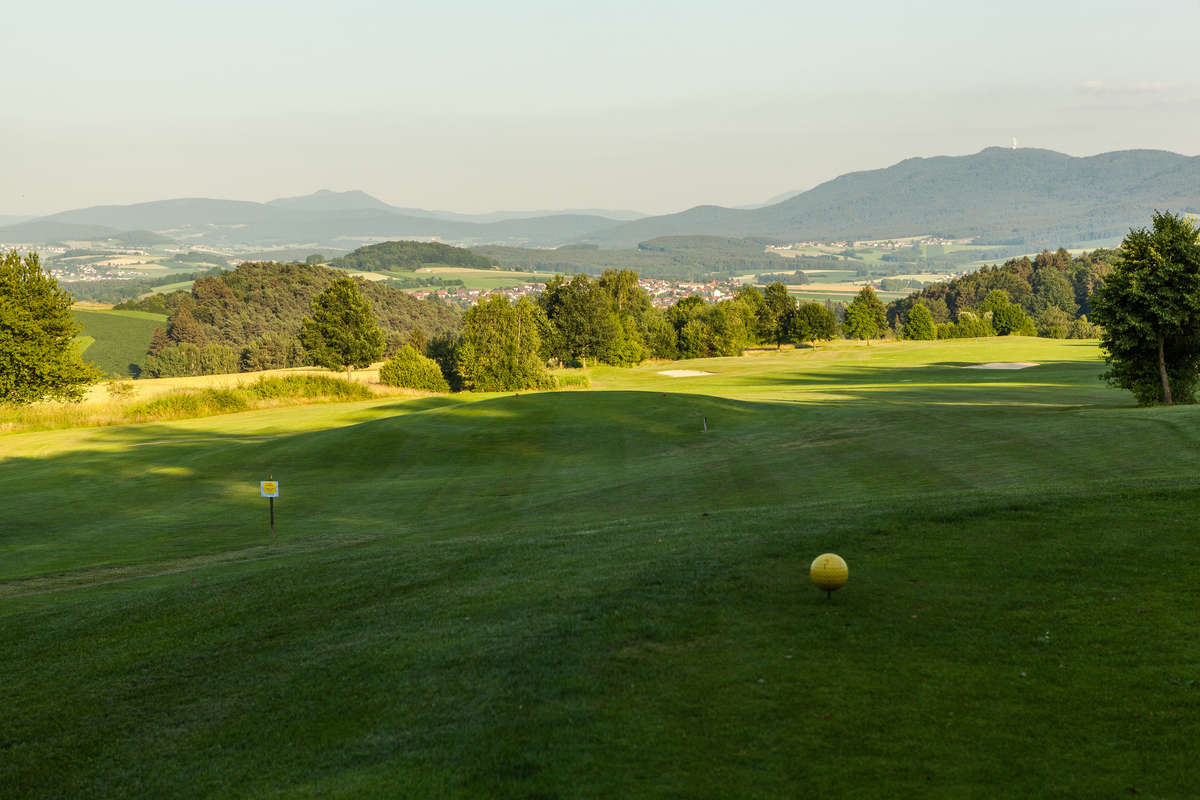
[261,477,279,536]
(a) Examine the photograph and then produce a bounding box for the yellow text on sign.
[260,481,279,498]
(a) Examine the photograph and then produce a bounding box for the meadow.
[2,338,1199,798]
[71,307,167,377]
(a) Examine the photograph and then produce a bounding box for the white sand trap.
[658,369,714,377]
[964,362,1040,370]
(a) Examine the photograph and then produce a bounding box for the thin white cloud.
[1079,80,1182,93]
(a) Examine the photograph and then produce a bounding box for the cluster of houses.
[768,236,959,254]
[407,277,743,309]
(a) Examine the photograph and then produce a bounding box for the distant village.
[409,277,745,308]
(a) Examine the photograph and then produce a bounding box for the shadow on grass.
[729,360,1123,410]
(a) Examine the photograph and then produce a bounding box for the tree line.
[117,262,460,377]
[5,212,1196,407]
[886,247,1116,340]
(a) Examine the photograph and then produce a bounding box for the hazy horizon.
[6,0,1199,217]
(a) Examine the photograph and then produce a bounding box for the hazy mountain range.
[3,148,1198,251]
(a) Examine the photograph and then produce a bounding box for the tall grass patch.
[126,388,250,421]
[2,375,376,432]
[244,375,373,401]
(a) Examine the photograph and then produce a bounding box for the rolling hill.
[3,339,1200,796]
[13,200,621,249]
[585,147,1200,248]
[8,148,1198,252]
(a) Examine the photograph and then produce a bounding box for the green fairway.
[3,339,1199,797]
[71,308,167,376]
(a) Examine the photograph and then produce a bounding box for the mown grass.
[2,339,1198,798]
[71,308,167,377]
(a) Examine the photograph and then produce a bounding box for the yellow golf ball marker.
[811,553,848,595]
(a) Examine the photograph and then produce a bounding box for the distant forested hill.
[118,262,460,375]
[21,198,625,249]
[585,148,1200,248]
[476,235,799,281]
[13,148,1199,252]
[332,240,493,271]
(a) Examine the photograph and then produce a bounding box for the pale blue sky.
[5,0,1199,215]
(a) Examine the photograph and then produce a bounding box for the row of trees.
[6,211,1194,406]
[887,247,1117,339]
[130,262,460,377]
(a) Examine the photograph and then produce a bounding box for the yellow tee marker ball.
[811,553,849,595]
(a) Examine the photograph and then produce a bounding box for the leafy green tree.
[379,344,450,392]
[1031,268,1079,316]
[538,274,618,366]
[598,269,651,316]
[979,289,1035,336]
[761,282,796,348]
[1036,306,1071,339]
[902,303,936,340]
[455,296,552,391]
[791,302,838,346]
[0,249,101,403]
[299,277,386,380]
[642,311,678,359]
[1093,211,1200,405]
[1067,315,1102,339]
[678,319,707,359]
[732,285,767,344]
[843,286,888,342]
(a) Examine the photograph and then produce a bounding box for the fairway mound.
[657,369,714,377]
[964,362,1040,370]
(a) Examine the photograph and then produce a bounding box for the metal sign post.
[260,476,279,535]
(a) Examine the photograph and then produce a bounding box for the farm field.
[414,265,557,289]
[71,307,167,376]
[3,338,1199,797]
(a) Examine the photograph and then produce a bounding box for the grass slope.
[3,339,1199,798]
[71,308,167,376]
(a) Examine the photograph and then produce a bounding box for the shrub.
[379,345,451,392]
[554,373,591,389]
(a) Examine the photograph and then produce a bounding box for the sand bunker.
[657,369,714,377]
[964,362,1040,370]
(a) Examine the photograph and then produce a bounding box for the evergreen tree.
[902,303,936,340]
[299,277,386,380]
[0,249,100,403]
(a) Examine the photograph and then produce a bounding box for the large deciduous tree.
[791,302,838,346]
[1092,211,1200,405]
[761,282,796,348]
[299,276,386,380]
[0,249,100,404]
[842,286,888,343]
[455,295,552,391]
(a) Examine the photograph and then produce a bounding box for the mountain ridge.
[4,148,1198,251]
